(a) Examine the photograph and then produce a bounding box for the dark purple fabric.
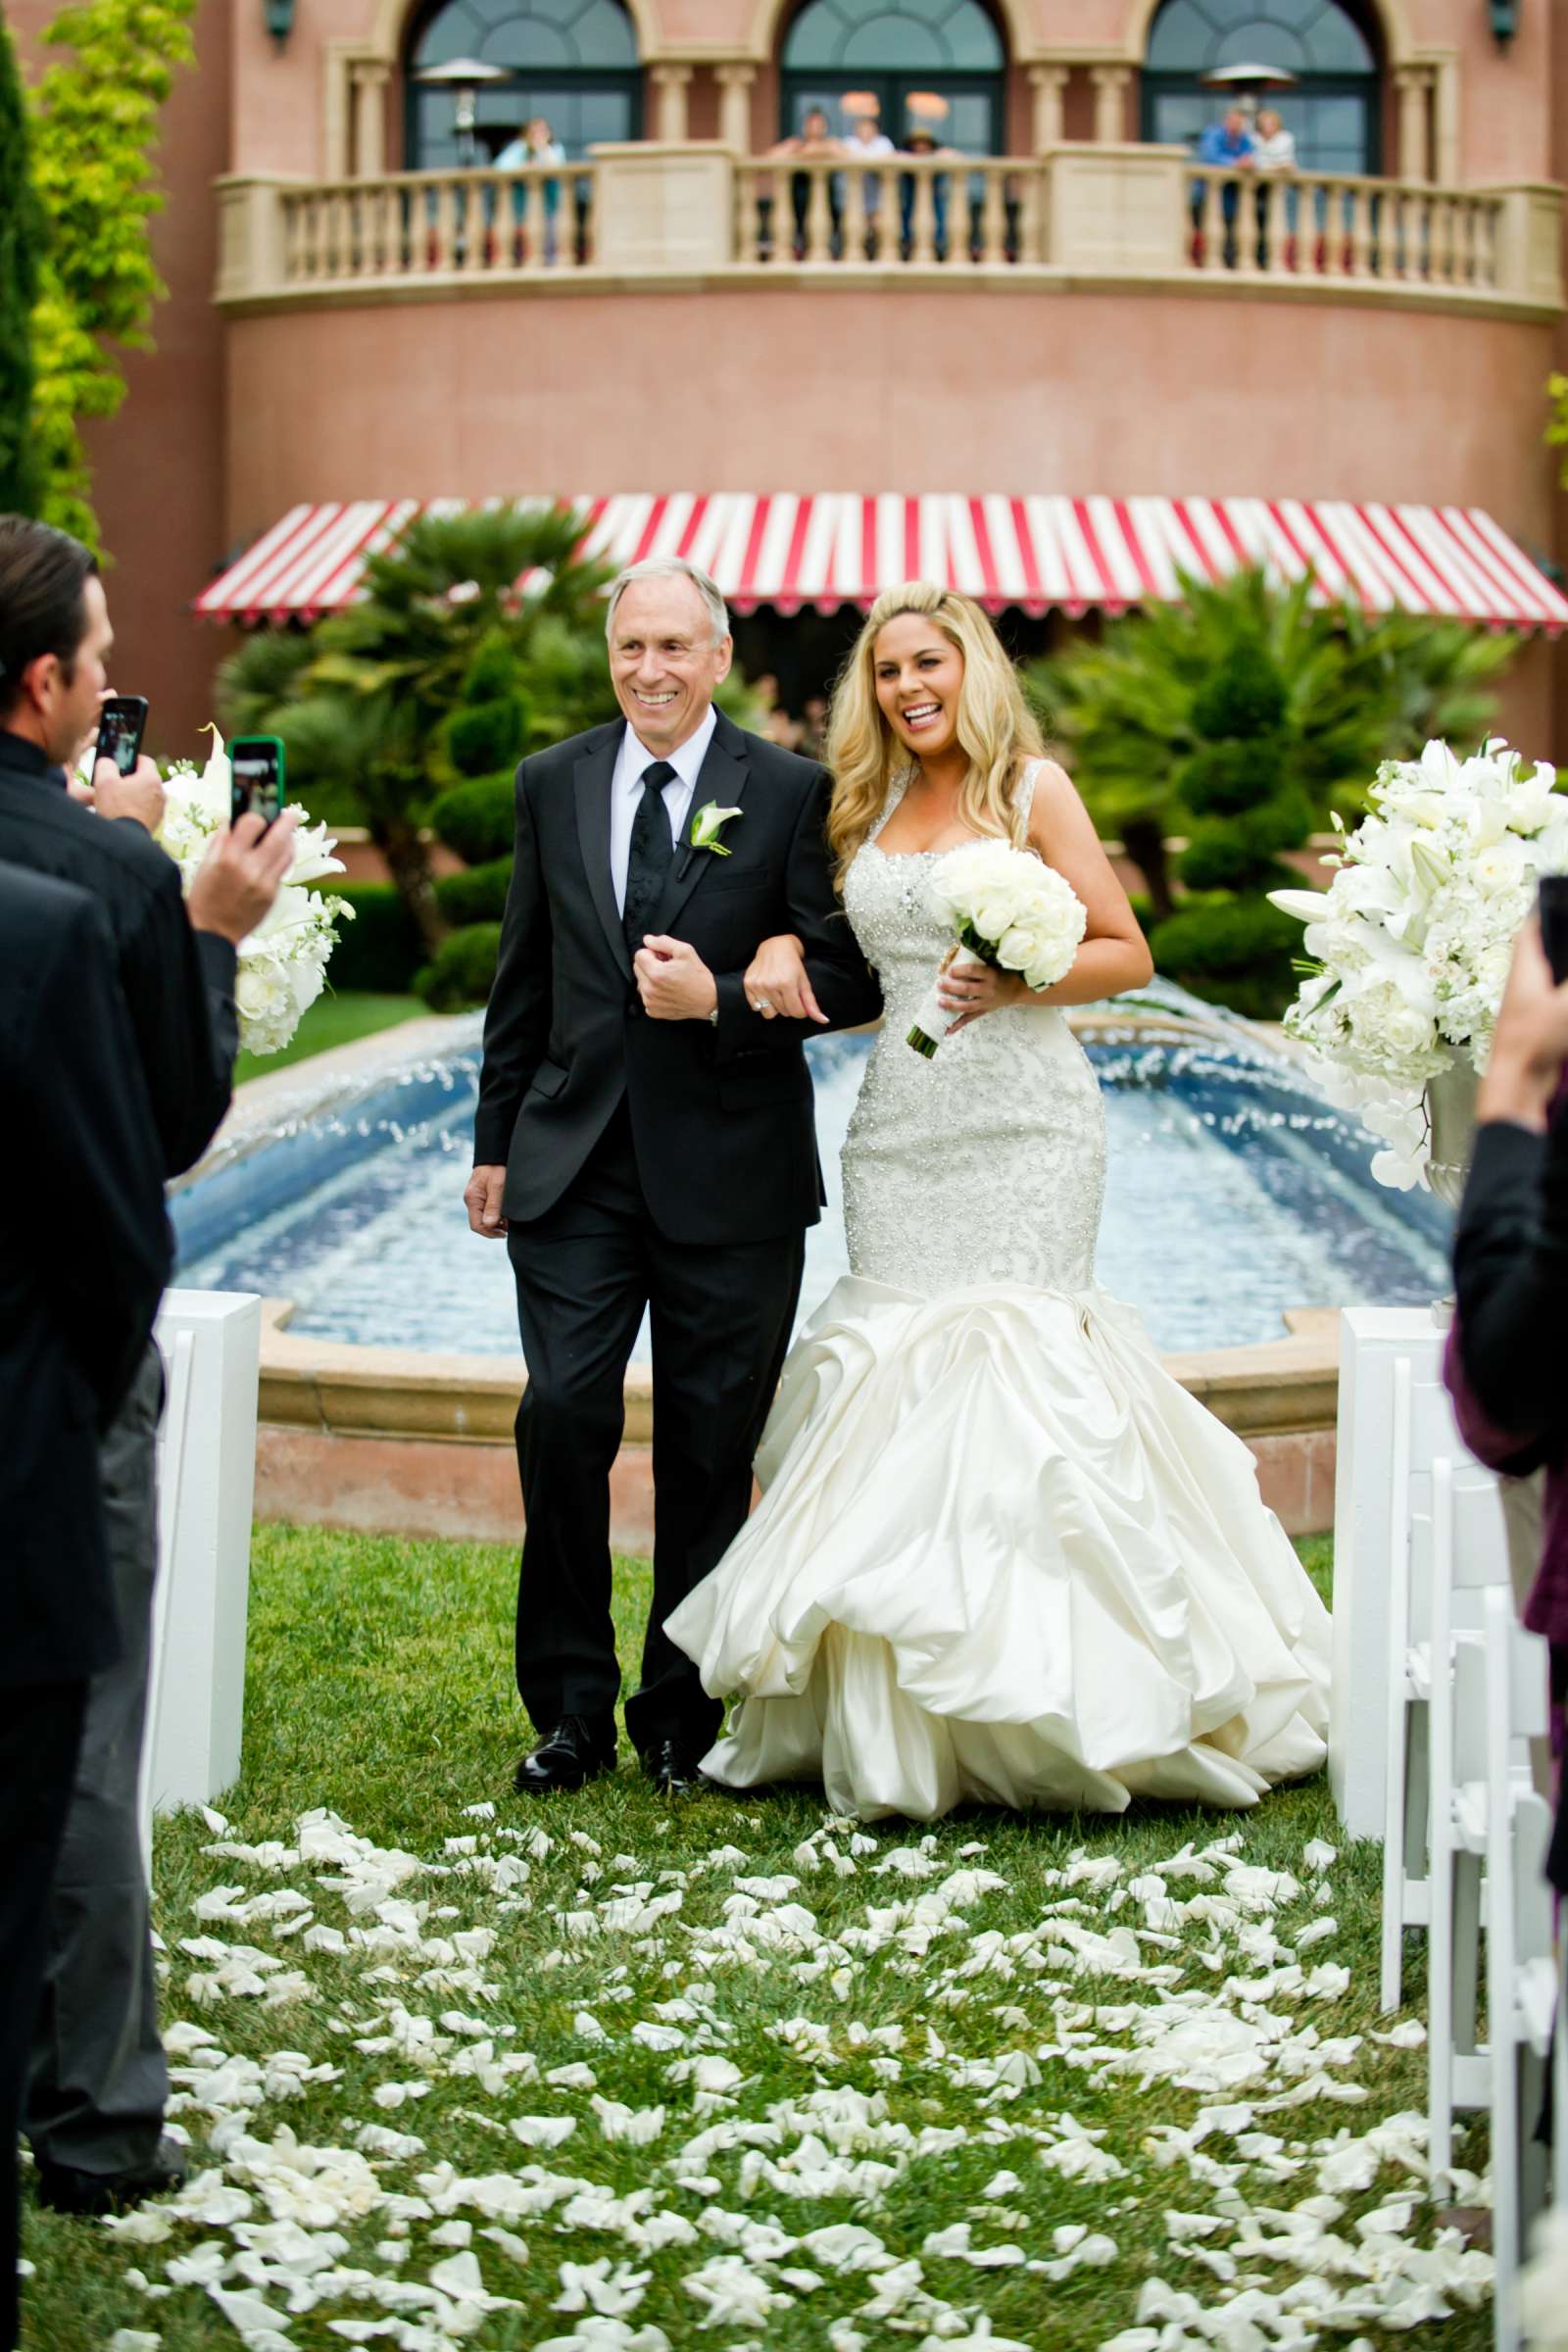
[1443,1323,1568,1643]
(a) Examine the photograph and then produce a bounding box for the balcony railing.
[215,145,1563,316]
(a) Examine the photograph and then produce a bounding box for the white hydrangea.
[160,727,352,1056]
[1269,735,1568,1191]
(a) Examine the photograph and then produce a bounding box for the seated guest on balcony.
[495,115,566,263]
[0,860,172,2352]
[1446,917,1568,1690]
[1192,105,1254,266]
[765,107,844,258]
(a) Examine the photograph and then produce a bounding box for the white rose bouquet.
[908,838,1087,1057]
[1268,736,1568,1189]
[161,727,354,1056]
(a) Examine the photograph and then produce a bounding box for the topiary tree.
[24,0,197,546]
[0,11,41,514]
[1146,637,1309,1018]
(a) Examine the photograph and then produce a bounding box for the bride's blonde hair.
[825,582,1046,887]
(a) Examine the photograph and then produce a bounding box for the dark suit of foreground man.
[0,864,170,2352]
[467,558,880,1794]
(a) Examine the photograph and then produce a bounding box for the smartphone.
[229,735,285,828]
[93,695,149,776]
[1541,874,1568,988]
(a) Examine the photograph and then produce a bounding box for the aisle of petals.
[78,1799,1494,2352]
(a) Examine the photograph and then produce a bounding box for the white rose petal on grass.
[554,2258,653,2318]
[509,2114,577,2148]
[108,2334,164,2351]
[591,2095,665,2144]
[683,2253,793,2329]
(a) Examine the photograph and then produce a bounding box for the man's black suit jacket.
[0,863,172,1690]
[475,709,882,1247]
[0,729,238,1180]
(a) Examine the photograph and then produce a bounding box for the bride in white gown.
[664,583,1331,1822]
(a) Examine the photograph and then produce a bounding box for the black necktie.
[623,760,678,956]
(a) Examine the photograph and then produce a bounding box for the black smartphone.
[1540,874,1568,988]
[229,735,285,828]
[93,695,149,776]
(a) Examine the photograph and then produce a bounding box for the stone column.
[1090,65,1131,146]
[715,63,756,153]
[1029,63,1069,149]
[351,60,390,178]
[1395,66,1432,184]
[652,64,692,145]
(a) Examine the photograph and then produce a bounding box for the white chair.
[1426,1453,1516,2180]
[1482,1580,1553,2352]
[1381,1375,1503,2012]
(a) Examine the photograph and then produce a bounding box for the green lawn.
[19,1529,1493,2351]
[233,992,430,1085]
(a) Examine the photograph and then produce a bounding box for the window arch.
[779,0,1006,155]
[1142,0,1382,174]
[405,0,640,167]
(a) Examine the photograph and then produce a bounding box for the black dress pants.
[1,1680,86,2352]
[507,1101,806,1752]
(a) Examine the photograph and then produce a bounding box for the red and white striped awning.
[195,492,1568,632]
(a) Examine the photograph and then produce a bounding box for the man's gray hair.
[606,557,730,647]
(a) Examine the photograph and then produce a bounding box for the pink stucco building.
[11,0,1568,753]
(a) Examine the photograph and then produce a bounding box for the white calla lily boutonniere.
[690,801,743,858]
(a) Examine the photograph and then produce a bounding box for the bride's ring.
[750,998,767,1013]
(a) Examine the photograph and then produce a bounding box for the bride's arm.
[940,762,1153,1028]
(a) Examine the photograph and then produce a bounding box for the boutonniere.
[690,801,743,858]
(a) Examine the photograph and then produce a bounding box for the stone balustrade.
[215,145,1563,315]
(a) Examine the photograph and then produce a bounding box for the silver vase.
[1425,1054,1480,1213]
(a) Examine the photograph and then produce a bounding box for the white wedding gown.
[665,768,1332,1821]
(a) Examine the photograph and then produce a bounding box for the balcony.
[215,145,1564,319]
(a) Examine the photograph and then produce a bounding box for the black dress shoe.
[514,1714,615,1794]
[36,2134,186,2217]
[640,1737,711,1794]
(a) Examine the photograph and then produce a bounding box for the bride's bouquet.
[1268,736,1568,1188]
[161,727,354,1056]
[908,838,1087,1057]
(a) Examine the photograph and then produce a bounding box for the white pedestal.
[142,1291,261,1854]
[1331,1304,1473,1838]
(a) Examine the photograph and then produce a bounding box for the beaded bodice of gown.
[840,763,1106,1298]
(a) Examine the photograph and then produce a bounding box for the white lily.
[690,801,743,857]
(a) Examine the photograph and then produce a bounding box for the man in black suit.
[466,557,880,1794]
[0,861,171,2352]
[0,514,294,2218]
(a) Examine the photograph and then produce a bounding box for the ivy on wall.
[24,0,196,549]
[0,9,41,513]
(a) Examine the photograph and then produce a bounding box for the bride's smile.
[873,613,964,761]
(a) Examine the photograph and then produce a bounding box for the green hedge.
[328,882,423,994]
[434,856,513,927]
[1148,897,1301,1021]
[428,773,515,867]
[416,921,502,1011]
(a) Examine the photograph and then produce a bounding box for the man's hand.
[186,809,298,945]
[465,1163,509,1238]
[1478,918,1568,1134]
[86,753,168,833]
[634,935,718,1021]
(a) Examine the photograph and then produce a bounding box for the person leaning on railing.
[1192,107,1255,268]
[494,115,566,265]
[1444,913,1568,1880]
[763,109,845,260]
[1250,106,1298,267]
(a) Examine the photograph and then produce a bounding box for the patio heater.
[415,56,510,167]
[1198,60,1298,122]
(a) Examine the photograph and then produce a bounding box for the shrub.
[416,921,502,1011]
[1148,898,1302,1022]
[435,856,514,926]
[428,774,515,866]
[328,882,423,993]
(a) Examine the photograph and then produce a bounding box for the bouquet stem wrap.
[907,947,988,1058]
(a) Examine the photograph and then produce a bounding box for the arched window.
[780,0,1005,156]
[406,0,640,168]
[1142,0,1381,174]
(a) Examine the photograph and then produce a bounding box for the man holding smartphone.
[0,514,295,2218]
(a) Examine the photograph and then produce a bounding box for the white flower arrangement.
[909,839,1087,1057]
[1268,737,1568,1190]
[161,727,353,1056]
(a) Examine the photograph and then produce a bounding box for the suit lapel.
[650,715,751,940]
[573,726,632,982]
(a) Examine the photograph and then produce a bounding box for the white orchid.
[1269,734,1567,1190]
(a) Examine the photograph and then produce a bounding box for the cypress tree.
[0,6,41,513]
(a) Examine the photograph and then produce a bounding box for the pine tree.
[0,8,42,514]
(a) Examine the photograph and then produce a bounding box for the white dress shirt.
[609,704,718,916]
